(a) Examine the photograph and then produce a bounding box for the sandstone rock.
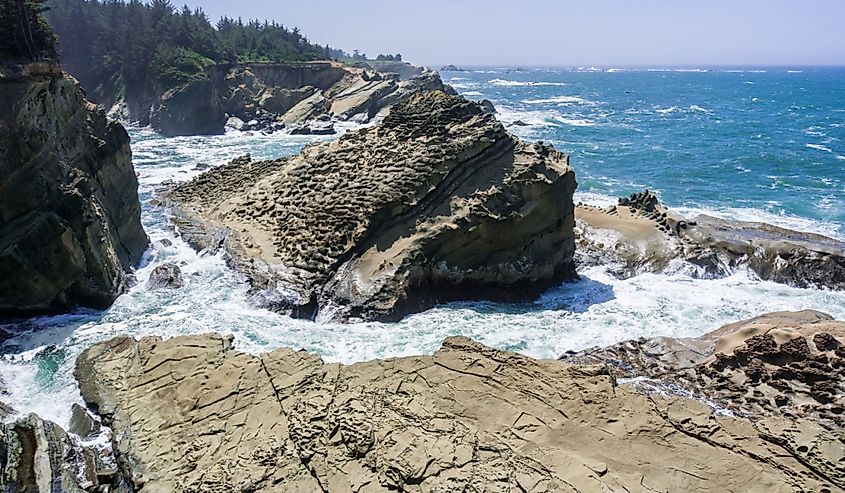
[75,332,844,492]
[151,61,454,136]
[0,69,148,315]
[575,190,845,288]
[168,91,577,322]
[0,413,128,492]
[146,263,183,290]
[68,403,102,439]
[563,310,845,436]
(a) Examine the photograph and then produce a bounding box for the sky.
[173,0,845,67]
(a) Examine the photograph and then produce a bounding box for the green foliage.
[43,0,348,103]
[0,0,57,61]
[150,47,213,92]
[375,53,402,62]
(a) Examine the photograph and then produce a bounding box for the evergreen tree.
[1,0,57,61]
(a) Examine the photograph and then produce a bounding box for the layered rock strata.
[150,61,454,136]
[576,190,845,288]
[74,327,844,492]
[168,91,577,322]
[0,64,148,315]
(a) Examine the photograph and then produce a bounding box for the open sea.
[2,66,845,432]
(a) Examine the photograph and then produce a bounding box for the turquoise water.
[447,67,845,238]
[2,67,845,430]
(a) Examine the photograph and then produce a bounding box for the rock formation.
[167,91,577,322]
[0,63,148,315]
[146,263,184,290]
[575,190,845,288]
[74,322,844,492]
[150,61,454,136]
[563,310,845,438]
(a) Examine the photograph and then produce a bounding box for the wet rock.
[478,98,496,114]
[287,120,336,135]
[0,69,148,316]
[146,263,183,290]
[68,403,101,438]
[156,238,173,247]
[168,91,577,322]
[74,332,844,492]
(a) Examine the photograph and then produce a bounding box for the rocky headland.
[150,61,455,136]
[166,91,577,322]
[29,310,837,492]
[576,190,845,288]
[0,63,148,316]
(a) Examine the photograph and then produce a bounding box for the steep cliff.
[168,91,577,322]
[0,64,148,315]
[150,61,454,136]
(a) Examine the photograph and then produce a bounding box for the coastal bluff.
[168,91,577,322]
[0,64,148,315]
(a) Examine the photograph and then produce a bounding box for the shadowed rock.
[74,331,843,492]
[0,66,148,315]
[168,91,577,322]
[146,263,184,290]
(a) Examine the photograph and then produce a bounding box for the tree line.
[42,0,348,106]
[0,0,56,62]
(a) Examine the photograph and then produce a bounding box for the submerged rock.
[575,189,845,287]
[0,66,148,315]
[168,91,577,322]
[146,263,183,290]
[74,330,844,492]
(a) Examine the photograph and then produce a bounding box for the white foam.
[806,143,833,152]
[461,91,484,96]
[523,96,593,105]
[553,116,596,127]
[489,78,567,87]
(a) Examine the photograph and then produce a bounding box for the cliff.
[167,91,577,322]
[150,61,455,136]
[72,311,845,492]
[0,64,148,315]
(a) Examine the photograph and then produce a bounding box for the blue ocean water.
[2,67,845,429]
[446,67,845,238]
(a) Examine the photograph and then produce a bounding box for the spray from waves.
[655,105,713,115]
[553,116,597,127]
[489,78,567,87]
[806,143,833,153]
[523,95,596,105]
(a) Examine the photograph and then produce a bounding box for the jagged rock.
[575,189,845,287]
[74,331,844,492]
[167,91,577,322]
[440,64,466,71]
[150,61,454,136]
[0,413,128,492]
[479,99,496,114]
[287,120,336,135]
[0,67,148,315]
[563,310,845,436]
[146,263,183,290]
[68,403,101,439]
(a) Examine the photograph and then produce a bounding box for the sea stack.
[0,63,148,315]
[169,91,578,322]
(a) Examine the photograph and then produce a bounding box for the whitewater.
[2,67,845,430]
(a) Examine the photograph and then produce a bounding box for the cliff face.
[150,61,454,136]
[73,320,844,492]
[169,91,577,322]
[0,65,148,315]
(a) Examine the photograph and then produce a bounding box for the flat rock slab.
[76,332,843,492]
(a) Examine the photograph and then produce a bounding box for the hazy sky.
[174,1,845,67]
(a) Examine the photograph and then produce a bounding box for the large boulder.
[168,91,577,322]
[74,331,843,492]
[150,77,227,136]
[0,67,148,315]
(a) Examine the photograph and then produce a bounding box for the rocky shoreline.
[165,91,578,322]
[2,310,842,492]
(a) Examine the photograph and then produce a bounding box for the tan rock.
[75,332,843,492]
[168,92,577,322]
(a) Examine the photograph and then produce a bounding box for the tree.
[0,0,56,61]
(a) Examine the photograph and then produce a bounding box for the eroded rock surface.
[0,65,148,315]
[75,332,844,492]
[168,91,577,322]
[146,263,184,290]
[150,61,451,136]
[575,190,845,289]
[564,310,845,438]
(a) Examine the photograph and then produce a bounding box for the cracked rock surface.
[76,330,843,492]
[167,91,577,322]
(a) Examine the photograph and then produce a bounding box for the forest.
[43,0,347,110]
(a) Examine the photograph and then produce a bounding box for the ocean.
[2,66,845,431]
